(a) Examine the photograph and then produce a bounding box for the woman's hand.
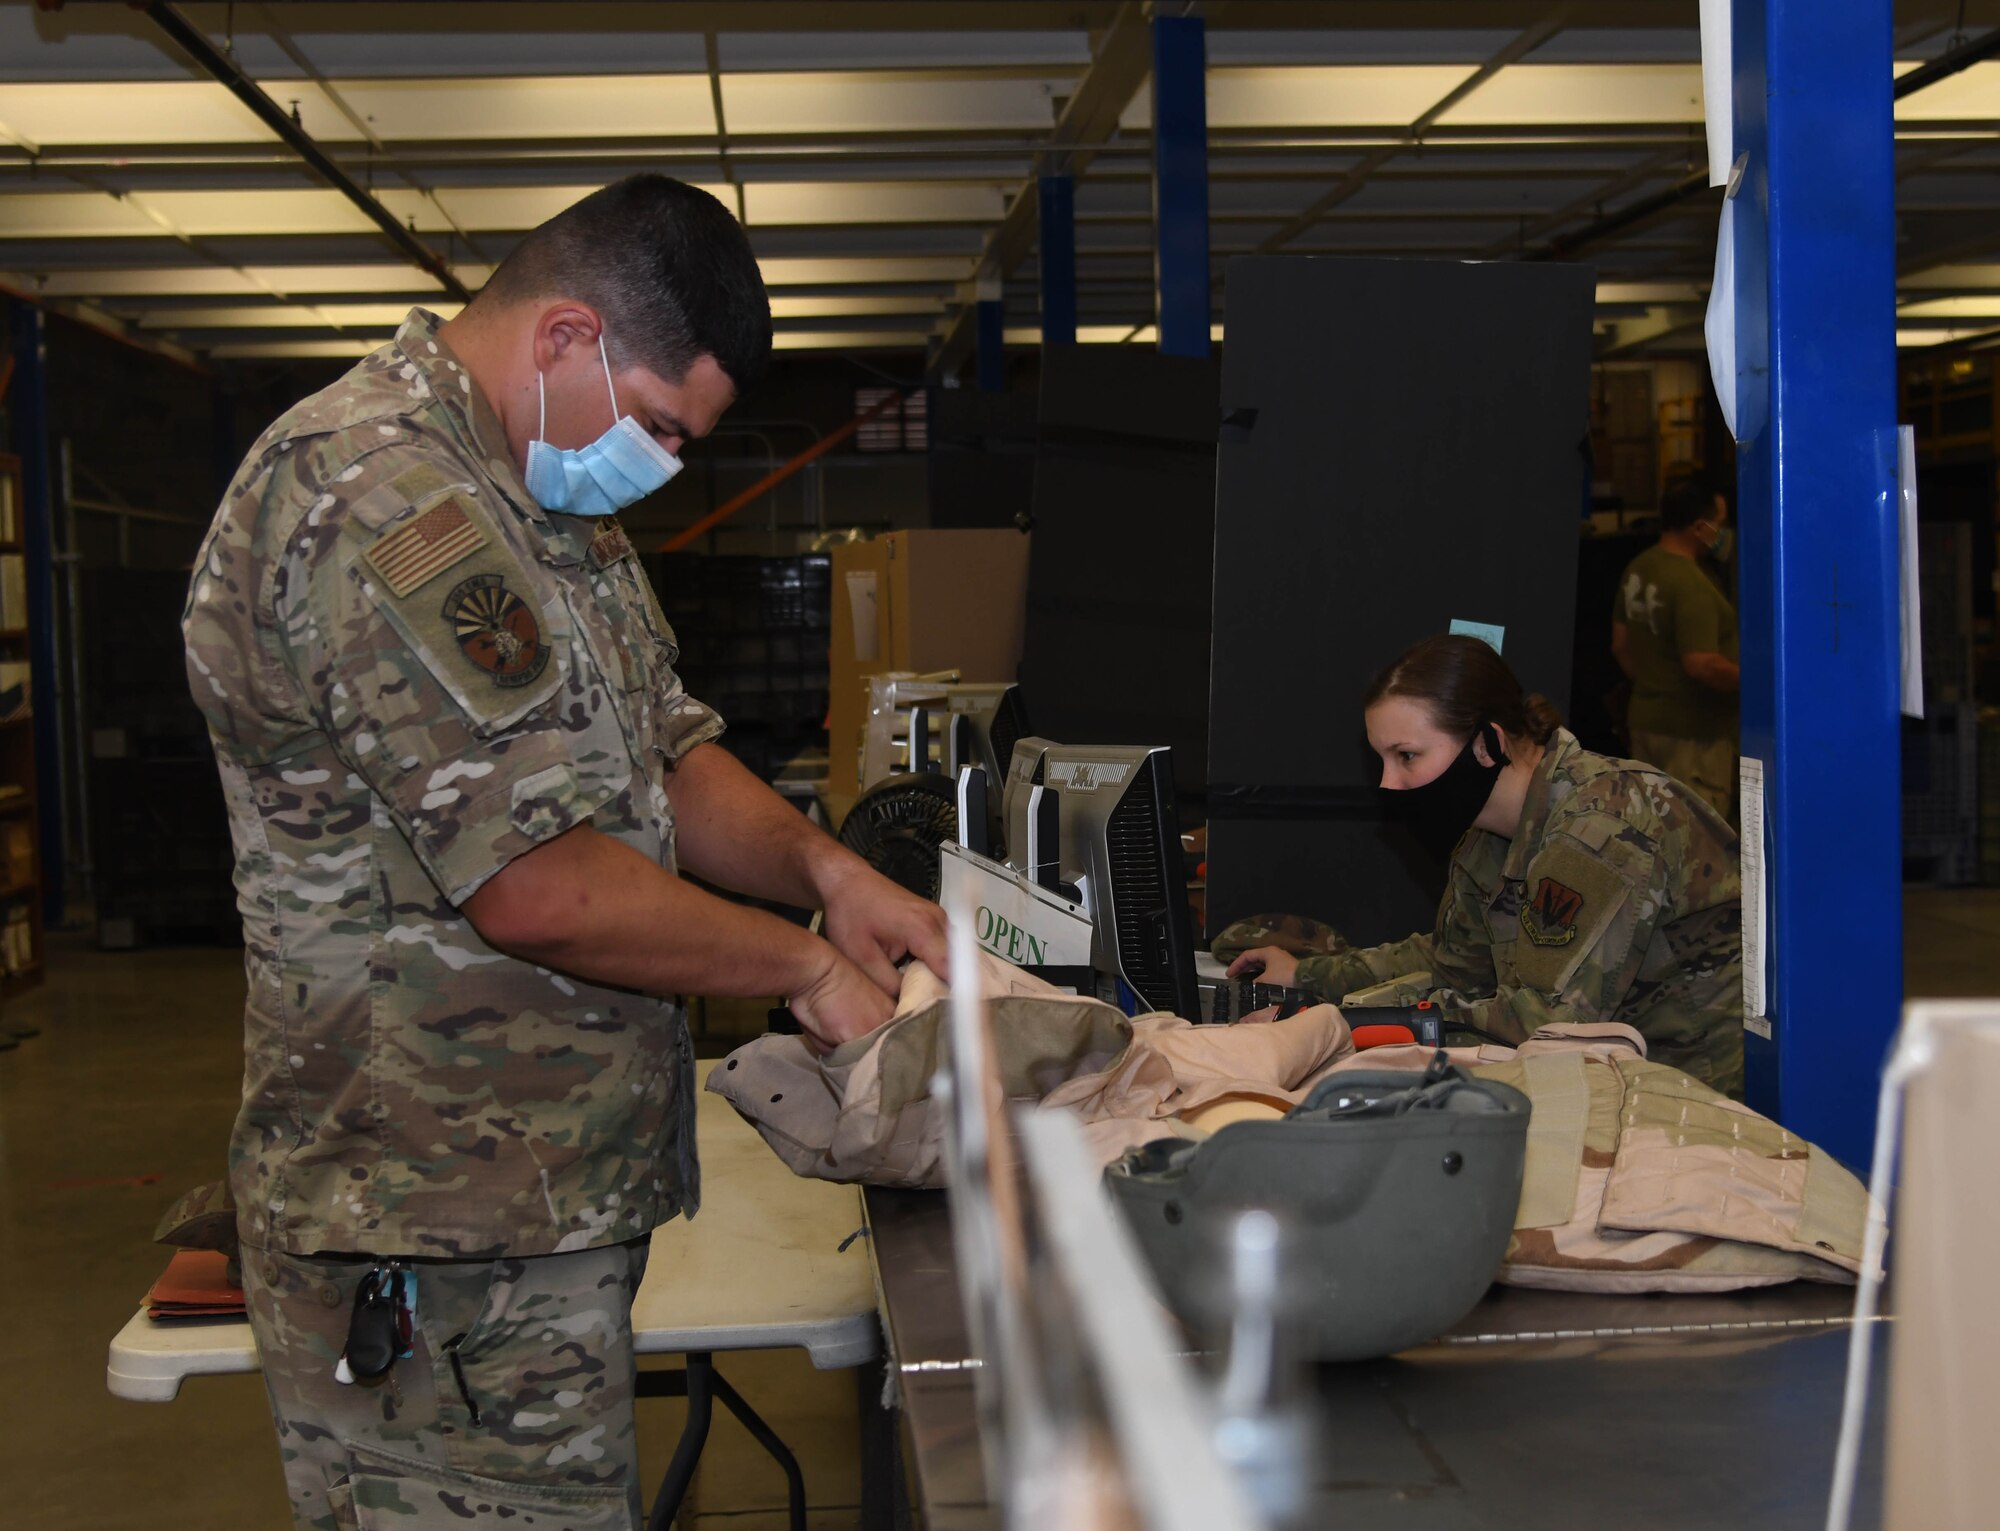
[1225,945,1299,988]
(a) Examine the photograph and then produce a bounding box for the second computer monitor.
[1000,737,1199,1021]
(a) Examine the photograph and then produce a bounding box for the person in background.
[1226,635,1743,1097]
[1612,477,1740,823]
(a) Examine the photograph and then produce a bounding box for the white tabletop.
[108,1059,880,1402]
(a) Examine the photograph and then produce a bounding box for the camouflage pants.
[243,1239,650,1531]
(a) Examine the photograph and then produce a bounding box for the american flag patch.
[363,497,487,598]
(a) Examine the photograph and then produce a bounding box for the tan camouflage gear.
[244,1240,649,1530]
[1207,912,1351,964]
[1294,729,1743,1096]
[184,309,723,1259]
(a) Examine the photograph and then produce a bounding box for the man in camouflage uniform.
[1226,729,1743,1097]
[185,176,945,1530]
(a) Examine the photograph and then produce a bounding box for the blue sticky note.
[1449,619,1505,654]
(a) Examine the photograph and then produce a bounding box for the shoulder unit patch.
[443,573,550,688]
[1521,876,1585,947]
[364,495,487,597]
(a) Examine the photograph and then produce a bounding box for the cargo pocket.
[326,1476,359,1531]
[347,1441,631,1530]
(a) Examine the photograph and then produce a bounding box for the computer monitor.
[999,737,1200,1021]
[862,679,1032,798]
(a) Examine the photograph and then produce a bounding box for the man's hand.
[1225,946,1299,988]
[666,743,949,994]
[789,946,897,1053]
[818,860,951,997]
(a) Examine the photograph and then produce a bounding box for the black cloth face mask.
[1381,725,1508,862]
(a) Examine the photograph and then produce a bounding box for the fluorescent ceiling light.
[768,295,942,318]
[743,181,1006,225]
[207,339,379,360]
[134,188,379,237]
[770,329,939,351]
[757,256,971,286]
[1434,65,1704,126]
[1899,296,2000,319]
[1127,67,1479,131]
[139,303,463,329]
[1596,282,1704,305]
[0,74,720,148]
[19,265,461,298]
[318,75,715,141]
[722,73,1060,135]
[20,259,964,304]
[1900,268,2000,294]
[0,193,161,239]
[1894,60,2000,120]
[0,81,285,147]
[1000,324,1226,345]
[7,185,724,239]
[1896,328,1992,348]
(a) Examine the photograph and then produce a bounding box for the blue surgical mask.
[523,335,683,516]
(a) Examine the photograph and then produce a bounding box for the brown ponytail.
[1520,692,1563,746]
[1364,634,1563,748]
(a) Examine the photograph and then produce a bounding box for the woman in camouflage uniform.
[1227,634,1743,1096]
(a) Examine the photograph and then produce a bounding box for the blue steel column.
[1150,13,1211,358]
[1037,174,1077,346]
[1731,0,1900,1166]
[975,299,1006,392]
[8,301,65,927]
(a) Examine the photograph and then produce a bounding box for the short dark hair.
[1365,634,1563,748]
[478,174,772,392]
[1659,476,1717,533]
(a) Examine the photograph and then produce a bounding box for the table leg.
[709,1366,806,1531]
[639,1354,814,1531]
[856,1358,902,1531]
[645,1354,714,1531]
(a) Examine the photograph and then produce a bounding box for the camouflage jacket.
[183,309,725,1259]
[1294,730,1744,1096]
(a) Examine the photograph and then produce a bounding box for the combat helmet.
[1104,1056,1530,1361]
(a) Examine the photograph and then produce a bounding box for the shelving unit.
[0,453,44,995]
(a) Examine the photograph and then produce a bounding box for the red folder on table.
[146,1250,247,1319]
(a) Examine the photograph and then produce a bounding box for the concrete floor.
[1,888,1995,1530]
[0,938,864,1531]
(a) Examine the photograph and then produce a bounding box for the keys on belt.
[335,1261,416,1385]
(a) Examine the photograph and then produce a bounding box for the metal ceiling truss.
[1,2,1996,360]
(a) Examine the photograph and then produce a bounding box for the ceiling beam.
[141,1,471,303]
[252,2,492,269]
[931,0,1152,376]
[1521,24,2000,264]
[1254,5,1575,254]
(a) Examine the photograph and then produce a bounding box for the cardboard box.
[4,821,31,885]
[826,530,1030,821]
[0,660,29,721]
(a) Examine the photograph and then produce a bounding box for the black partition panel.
[1017,344,1221,805]
[1206,257,1593,946]
[926,386,1039,530]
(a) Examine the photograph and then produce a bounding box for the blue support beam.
[1730,0,1900,1167]
[1037,174,1077,347]
[1149,13,1210,359]
[7,300,66,928]
[975,298,1006,392]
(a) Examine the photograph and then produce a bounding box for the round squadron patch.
[442,573,550,688]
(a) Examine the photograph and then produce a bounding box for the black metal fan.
[837,772,958,900]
